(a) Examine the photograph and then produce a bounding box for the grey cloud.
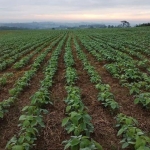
[1,0,150,8]
[0,0,150,22]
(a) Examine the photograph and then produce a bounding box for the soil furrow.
[77,37,150,134]
[72,37,121,150]
[0,36,59,76]
[0,38,50,72]
[90,35,150,74]
[0,40,60,149]
[0,38,61,102]
[34,36,69,150]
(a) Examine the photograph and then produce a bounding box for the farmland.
[0,27,150,150]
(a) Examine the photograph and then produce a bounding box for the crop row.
[62,35,103,150]
[12,35,61,70]
[76,34,150,109]
[6,34,67,150]
[74,35,150,149]
[0,34,62,71]
[0,36,63,118]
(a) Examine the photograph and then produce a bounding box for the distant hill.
[0,22,107,30]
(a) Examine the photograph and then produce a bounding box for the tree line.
[136,23,150,27]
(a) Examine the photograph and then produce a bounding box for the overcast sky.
[0,0,150,24]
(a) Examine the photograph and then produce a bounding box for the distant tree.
[107,25,114,28]
[117,24,122,28]
[121,21,130,27]
[108,25,111,28]
[0,26,28,30]
[136,23,150,27]
[89,25,94,29]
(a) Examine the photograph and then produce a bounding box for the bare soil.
[0,33,150,150]
[72,38,121,150]
[0,38,60,102]
[0,40,61,149]
[34,36,69,150]
[77,37,150,149]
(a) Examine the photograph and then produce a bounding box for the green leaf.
[134,98,140,104]
[111,102,118,109]
[71,138,80,146]
[72,116,79,125]
[68,126,75,133]
[83,114,91,122]
[62,118,69,127]
[71,112,77,118]
[64,142,71,150]
[92,140,103,150]
[22,106,29,111]
[25,136,31,142]
[66,106,71,112]
[74,128,80,136]
[23,120,30,127]
[136,146,149,150]
[117,128,125,136]
[38,121,45,128]
[122,142,129,148]
[12,145,24,150]
[19,115,26,121]
[31,119,37,127]
[18,136,25,143]
[80,139,90,148]
[0,111,4,118]
[146,98,150,105]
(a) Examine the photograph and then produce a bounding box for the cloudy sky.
[0,0,150,24]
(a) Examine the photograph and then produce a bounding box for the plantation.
[0,27,150,150]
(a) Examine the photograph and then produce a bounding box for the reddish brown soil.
[0,40,48,70]
[34,37,69,150]
[71,38,121,150]
[0,34,150,150]
[0,41,60,149]
[0,38,60,102]
[77,37,150,134]
[90,35,150,75]
[0,36,59,75]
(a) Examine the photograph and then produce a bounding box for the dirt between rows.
[90,35,150,76]
[34,36,69,150]
[76,37,150,149]
[1,34,150,150]
[35,35,147,150]
[0,37,61,102]
[35,35,121,150]
[0,39,62,149]
[71,37,122,150]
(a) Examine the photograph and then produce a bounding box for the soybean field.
[0,27,150,150]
